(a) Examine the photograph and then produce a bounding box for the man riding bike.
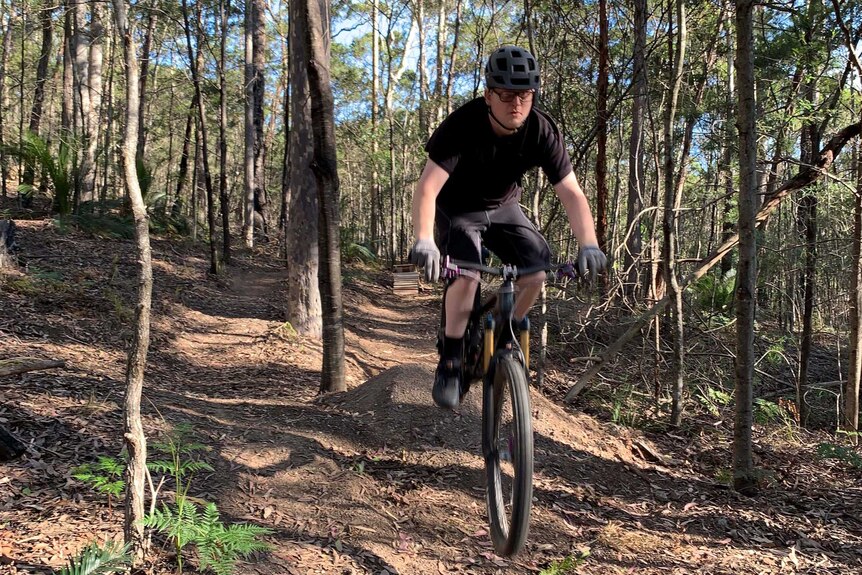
[410,45,607,409]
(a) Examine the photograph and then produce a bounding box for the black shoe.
[433,357,462,409]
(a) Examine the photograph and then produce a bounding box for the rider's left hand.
[577,245,607,282]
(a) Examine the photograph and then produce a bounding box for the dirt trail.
[1,220,860,574]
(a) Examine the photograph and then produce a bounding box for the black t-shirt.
[425,97,573,213]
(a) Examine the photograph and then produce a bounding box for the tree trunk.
[86,2,104,199]
[112,0,150,559]
[796,71,821,425]
[136,8,156,163]
[848,147,862,434]
[0,6,11,198]
[370,0,380,254]
[286,0,322,337]
[298,0,345,393]
[0,218,16,270]
[22,1,52,189]
[218,0,231,263]
[72,0,95,203]
[624,0,647,298]
[172,95,195,218]
[733,0,757,495]
[664,0,686,427]
[182,0,219,274]
[252,0,267,238]
[243,0,255,246]
[595,0,608,278]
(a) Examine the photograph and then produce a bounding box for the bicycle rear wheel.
[482,354,533,557]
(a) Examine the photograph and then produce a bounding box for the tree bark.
[0,358,64,377]
[0,6,10,199]
[847,146,862,435]
[22,1,52,189]
[733,0,757,495]
[624,0,647,298]
[286,0,322,337]
[243,0,255,246]
[136,8,156,163]
[298,0,346,393]
[664,0,686,427]
[252,0,268,238]
[218,0,231,263]
[595,0,609,277]
[182,0,219,274]
[112,0,150,559]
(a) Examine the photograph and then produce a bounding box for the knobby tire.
[483,354,533,557]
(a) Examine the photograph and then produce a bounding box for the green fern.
[55,541,129,575]
[73,456,126,510]
[145,501,272,575]
[195,503,272,575]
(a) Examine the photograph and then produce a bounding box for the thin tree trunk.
[444,0,461,116]
[624,0,647,298]
[733,0,757,495]
[664,0,686,426]
[218,0,231,263]
[0,5,10,198]
[299,0,345,393]
[72,0,95,203]
[22,1,52,191]
[172,95,195,218]
[252,0,267,238]
[848,146,862,435]
[182,0,219,273]
[243,0,255,246]
[370,0,380,254]
[112,0,150,559]
[136,8,156,163]
[595,0,609,279]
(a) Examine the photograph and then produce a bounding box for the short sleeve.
[538,113,573,185]
[425,113,462,174]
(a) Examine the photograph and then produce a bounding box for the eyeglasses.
[492,89,535,103]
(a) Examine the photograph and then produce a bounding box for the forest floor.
[1,212,861,575]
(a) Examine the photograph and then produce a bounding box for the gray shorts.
[435,202,551,277]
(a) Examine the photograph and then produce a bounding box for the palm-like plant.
[8,131,75,215]
[55,541,129,575]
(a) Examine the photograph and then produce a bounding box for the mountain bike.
[439,256,577,557]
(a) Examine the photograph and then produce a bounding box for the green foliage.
[754,398,788,425]
[688,273,735,314]
[696,386,732,418]
[539,550,590,574]
[343,242,377,263]
[55,541,130,575]
[144,499,272,575]
[7,131,75,214]
[817,442,862,470]
[73,457,126,506]
[193,503,272,575]
[609,385,641,428]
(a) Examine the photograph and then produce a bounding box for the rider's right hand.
[409,238,441,282]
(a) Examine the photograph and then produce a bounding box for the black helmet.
[485,45,540,91]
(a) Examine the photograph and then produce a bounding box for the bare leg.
[444,276,479,337]
[514,271,545,320]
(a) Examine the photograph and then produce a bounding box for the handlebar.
[442,256,578,282]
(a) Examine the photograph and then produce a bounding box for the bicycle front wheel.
[482,354,533,557]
